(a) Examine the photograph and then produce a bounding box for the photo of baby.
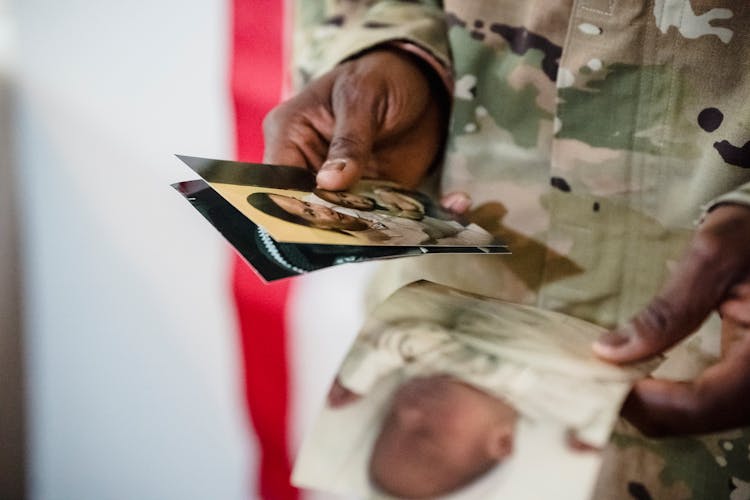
[292,281,661,499]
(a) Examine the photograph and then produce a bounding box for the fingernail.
[596,330,630,347]
[321,159,347,172]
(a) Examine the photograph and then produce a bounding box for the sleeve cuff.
[383,41,453,95]
[699,181,750,224]
[310,3,451,81]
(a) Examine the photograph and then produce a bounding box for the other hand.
[263,47,447,191]
[593,204,750,436]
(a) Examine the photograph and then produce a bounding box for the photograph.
[293,281,661,499]
[178,156,508,248]
[177,155,318,192]
[173,180,506,282]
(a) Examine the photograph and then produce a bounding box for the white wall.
[12,1,254,499]
[1,0,25,497]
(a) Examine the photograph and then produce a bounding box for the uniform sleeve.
[703,182,750,215]
[291,0,451,88]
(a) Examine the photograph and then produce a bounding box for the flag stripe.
[230,1,298,499]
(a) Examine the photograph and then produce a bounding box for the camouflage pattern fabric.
[289,1,750,498]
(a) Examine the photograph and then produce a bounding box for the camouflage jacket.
[290,1,750,499]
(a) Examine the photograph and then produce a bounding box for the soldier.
[262,1,750,497]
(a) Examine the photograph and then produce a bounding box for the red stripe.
[230,1,299,499]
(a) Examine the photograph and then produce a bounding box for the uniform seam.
[536,0,583,310]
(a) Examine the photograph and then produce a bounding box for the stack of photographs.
[173,156,509,281]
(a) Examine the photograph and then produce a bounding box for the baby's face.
[369,375,517,498]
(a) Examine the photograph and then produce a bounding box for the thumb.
[598,205,750,363]
[591,303,697,364]
[594,237,729,364]
[316,81,378,190]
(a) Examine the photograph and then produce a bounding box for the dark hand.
[263,47,447,191]
[593,204,750,436]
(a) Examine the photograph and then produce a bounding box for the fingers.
[597,206,750,437]
[593,262,720,363]
[622,329,750,436]
[720,282,750,325]
[261,141,308,168]
[594,205,750,364]
[265,48,446,191]
[592,301,692,364]
[621,378,704,437]
[262,102,330,168]
[721,281,750,358]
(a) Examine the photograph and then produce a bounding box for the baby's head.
[369,375,517,498]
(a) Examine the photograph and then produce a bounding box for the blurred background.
[0,1,369,498]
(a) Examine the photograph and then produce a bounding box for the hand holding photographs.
[173,156,508,281]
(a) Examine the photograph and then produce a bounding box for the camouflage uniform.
[290,1,750,498]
